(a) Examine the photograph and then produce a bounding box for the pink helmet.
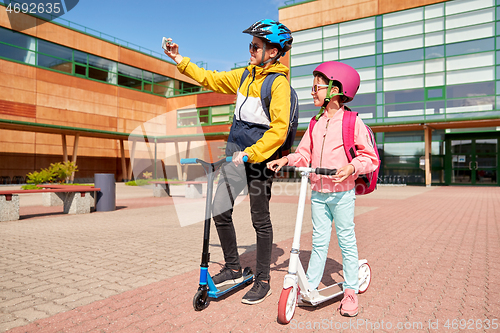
[313,61,360,103]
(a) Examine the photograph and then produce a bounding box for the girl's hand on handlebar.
[331,164,355,183]
[267,157,288,172]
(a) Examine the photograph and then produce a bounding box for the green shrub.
[26,168,55,185]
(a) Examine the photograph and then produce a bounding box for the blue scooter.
[180,156,253,311]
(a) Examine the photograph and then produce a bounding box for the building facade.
[0,4,235,183]
[280,0,500,186]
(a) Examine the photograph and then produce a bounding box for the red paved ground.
[6,186,500,332]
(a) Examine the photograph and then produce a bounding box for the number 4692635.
[6,2,61,14]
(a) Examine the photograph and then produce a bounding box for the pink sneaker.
[339,289,358,317]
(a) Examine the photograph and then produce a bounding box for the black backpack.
[239,69,299,152]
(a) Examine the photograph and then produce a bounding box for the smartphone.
[162,37,172,51]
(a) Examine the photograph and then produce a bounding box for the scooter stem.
[288,171,310,275]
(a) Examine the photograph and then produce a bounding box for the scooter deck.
[299,283,344,306]
[209,272,253,298]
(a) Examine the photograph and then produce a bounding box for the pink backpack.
[309,107,381,195]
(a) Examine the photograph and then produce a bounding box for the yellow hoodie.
[177,57,291,163]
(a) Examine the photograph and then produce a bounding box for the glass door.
[450,138,498,185]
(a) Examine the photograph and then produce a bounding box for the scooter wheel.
[193,290,209,311]
[277,286,297,324]
[358,262,372,294]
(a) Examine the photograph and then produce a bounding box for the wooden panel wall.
[279,0,449,32]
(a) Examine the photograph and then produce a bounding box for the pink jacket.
[286,106,379,193]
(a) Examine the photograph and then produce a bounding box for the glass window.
[446,52,494,71]
[339,17,375,34]
[446,22,494,44]
[384,35,423,53]
[426,73,445,87]
[425,45,444,59]
[118,63,142,79]
[358,80,376,94]
[0,27,35,50]
[177,109,198,126]
[0,42,34,64]
[73,50,87,64]
[323,48,339,61]
[425,18,444,33]
[446,67,494,85]
[291,63,320,77]
[445,0,494,16]
[292,28,322,43]
[88,67,110,82]
[446,82,495,98]
[425,3,444,19]
[384,48,423,65]
[291,51,322,67]
[426,100,445,114]
[384,75,424,91]
[350,93,376,106]
[323,24,338,37]
[445,8,494,30]
[427,87,444,99]
[385,89,425,104]
[198,108,209,124]
[37,54,72,73]
[339,30,375,47]
[425,59,444,73]
[383,7,423,27]
[445,38,494,57]
[383,21,423,40]
[37,40,72,61]
[341,55,376,69]
[386,103,425,117]
[323,37,338,50]
[340,43,375,59]
[446,97,494,113]
[211,105,231,123]
[143,70,153,82]
[425,32,444,47]
[291,76,313,89]
[298,102,316,112]
[355,106,375,118]
[88,54,116,71]
[296,87,313,100]
[358,67,376,81]
[384,61,424,78]
[293,40,322,55]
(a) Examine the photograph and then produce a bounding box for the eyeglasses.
[311,84,329,93]
[249,42,262,53]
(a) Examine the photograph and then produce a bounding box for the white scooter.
[277,165,372,324]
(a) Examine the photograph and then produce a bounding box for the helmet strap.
[314,80,344,120]
[258,43,282,67]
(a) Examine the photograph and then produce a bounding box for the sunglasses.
[249,42,262,53]
[311,84,329,93]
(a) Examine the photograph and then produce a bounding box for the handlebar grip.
[315,167,337,176]
[280,166,296,173]
[226,156,249,162]
[180,158,198,165]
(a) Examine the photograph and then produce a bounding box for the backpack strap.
[309,115,318,153]
[342,108,358,162]
[260,72,283,120]
[239,68,250,89]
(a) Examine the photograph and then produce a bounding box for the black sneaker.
[241,279,272,305]
[212,266,243,287]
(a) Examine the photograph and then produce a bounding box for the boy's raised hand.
[163,38,183,64]
[267,157,288,172]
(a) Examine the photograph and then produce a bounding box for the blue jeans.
[306,189,358,292]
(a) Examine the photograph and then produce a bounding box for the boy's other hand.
[163,39,183,64]
[267,157,288,172]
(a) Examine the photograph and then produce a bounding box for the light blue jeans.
[306,189,358,292]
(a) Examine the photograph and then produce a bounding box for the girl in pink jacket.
[267,61,379,317]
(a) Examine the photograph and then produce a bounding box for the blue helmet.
[243,19,293,55]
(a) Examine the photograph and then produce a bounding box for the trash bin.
[95,173,116,212]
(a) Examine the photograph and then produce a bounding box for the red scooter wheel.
[277,286,297,324]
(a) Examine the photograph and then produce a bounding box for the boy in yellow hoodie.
[164,19,293,304]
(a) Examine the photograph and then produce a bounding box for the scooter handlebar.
[180,156,248,165]
[279,165,337,175]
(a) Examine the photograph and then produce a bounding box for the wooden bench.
[149,181,206,198]
[0,186,100,222]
